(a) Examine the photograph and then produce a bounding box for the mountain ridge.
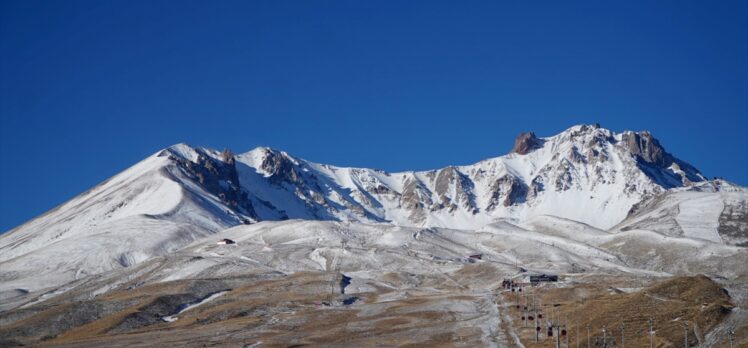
[211,124,710,229]
[1,124,745,297]
[1,124,733,240]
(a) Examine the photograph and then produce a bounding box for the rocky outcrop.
[400,177,433,223]
[260,149,302,185]
[528,176,545,200]
[621,131,705,187]
[433,167,477,213]
[621,131,670,167]
[170,149,256,221]
[486,175,528,210]
[554,160,576,191]
[511,132,544,155]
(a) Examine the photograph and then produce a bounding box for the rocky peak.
[511,132,544,155]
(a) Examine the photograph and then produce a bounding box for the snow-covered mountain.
[1,124,745,297]
[2,124,747,348]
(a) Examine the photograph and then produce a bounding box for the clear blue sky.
[1,0,747,232]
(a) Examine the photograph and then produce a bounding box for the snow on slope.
[1,124,744,303]
[677,193,723,242]
[512,215,747,277]
[16,219,744,308]
[0,145,257,293]
[614,180,748,245]
[62,220,663,288]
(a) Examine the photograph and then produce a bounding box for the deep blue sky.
[1,1,747,232]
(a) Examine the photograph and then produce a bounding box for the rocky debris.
[511,132,544,155]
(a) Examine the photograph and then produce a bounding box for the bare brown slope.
[505,275,733,347]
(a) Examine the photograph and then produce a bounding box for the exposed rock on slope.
[1,124,742,299]
[167,147,256,221]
